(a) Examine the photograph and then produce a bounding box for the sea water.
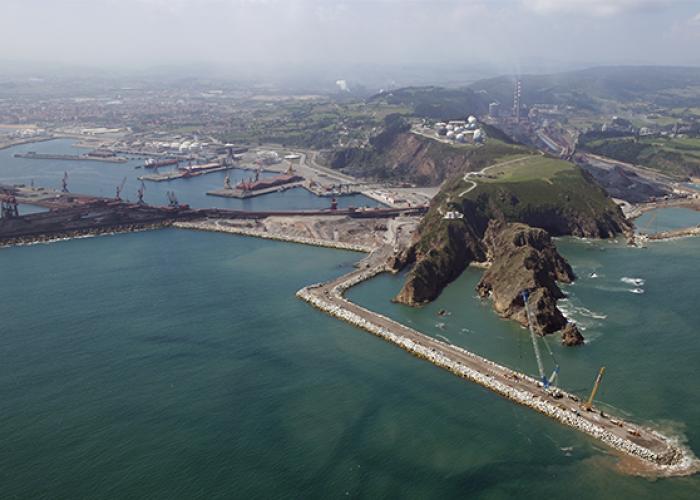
[1,227,699,498]
[0,139,381,211]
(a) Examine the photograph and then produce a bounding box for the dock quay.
[139,165,234,182]
[13,152,128,163]
[0,204,197,248]
[296,246,698,477]
[0,194,428,248]
[207,181,304,199]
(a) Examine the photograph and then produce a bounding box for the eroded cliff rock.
[475,221,581,342]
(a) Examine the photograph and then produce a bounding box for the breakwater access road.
[297,246,698,477]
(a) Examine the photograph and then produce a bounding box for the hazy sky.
[2,0,699,73]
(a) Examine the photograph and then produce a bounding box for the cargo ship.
[144,158,179,168]
[236,173,303,192]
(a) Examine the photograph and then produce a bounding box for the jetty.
[139,164,235,182]
[13,151,128,163]
[208,181,304,199]
[296,245,698,477]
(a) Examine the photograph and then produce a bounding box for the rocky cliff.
[475,221,583,344]
[391,146,629,344]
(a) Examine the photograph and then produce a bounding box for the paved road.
[458,155,530,197]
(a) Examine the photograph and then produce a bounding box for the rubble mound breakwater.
[296,258,698,477]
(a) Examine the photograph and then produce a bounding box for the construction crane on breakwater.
[584,367,606,411]
[61,171,69,193]
[522,290,561,394]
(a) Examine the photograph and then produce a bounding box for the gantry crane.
[61,171,69,193]
[1,195,19,218]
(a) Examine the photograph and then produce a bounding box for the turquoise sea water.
[1,228,699,499]
[636,208,700,234]
[0,139,380,211]
[2,140,699,497]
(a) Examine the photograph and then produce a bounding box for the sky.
[2,0,699,75]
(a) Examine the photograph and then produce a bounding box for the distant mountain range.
[371,66,700,117]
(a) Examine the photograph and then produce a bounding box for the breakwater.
[296,256,698,477]
[173,219,373,253]
[0,221,172,249]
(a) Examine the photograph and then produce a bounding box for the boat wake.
[558,302,607,321]
[621,277,645,287]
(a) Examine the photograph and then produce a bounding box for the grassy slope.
[400,153,628,304]
[582,136,700,178]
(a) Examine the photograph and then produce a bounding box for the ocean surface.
[635,207,700,234]
[2,229,699,499]
[1,141,699,498]
[0,139,381,211]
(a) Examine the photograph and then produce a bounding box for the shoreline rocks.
[476,220,581,341]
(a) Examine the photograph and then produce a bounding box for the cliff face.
[476,221,581,342]
[393,216,485,305]
[330,116,522,186]
[392,151,629,344]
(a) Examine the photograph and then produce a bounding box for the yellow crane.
[583,367,606,411]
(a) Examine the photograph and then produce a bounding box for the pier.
[13,152,128,163]
[139,164,235,182]
[207,181,304,199]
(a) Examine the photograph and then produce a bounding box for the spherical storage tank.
[468,115,477,124]
[456,133,465,142]
[446,130,455,138]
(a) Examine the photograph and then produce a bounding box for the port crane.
[521,290,561,391]
[166,190,180,208]
[115,177,127,201]
[1,195,19,218]
[61,171,69,193]
[136,181,146,205]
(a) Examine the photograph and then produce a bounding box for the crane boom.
[522,291,547,386]
[584,367,606,410]
[115,176,127,200]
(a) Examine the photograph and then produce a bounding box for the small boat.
[630,288,645,294]
[589,272,598,279]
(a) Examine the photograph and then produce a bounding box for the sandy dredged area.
[174,215,420,253]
